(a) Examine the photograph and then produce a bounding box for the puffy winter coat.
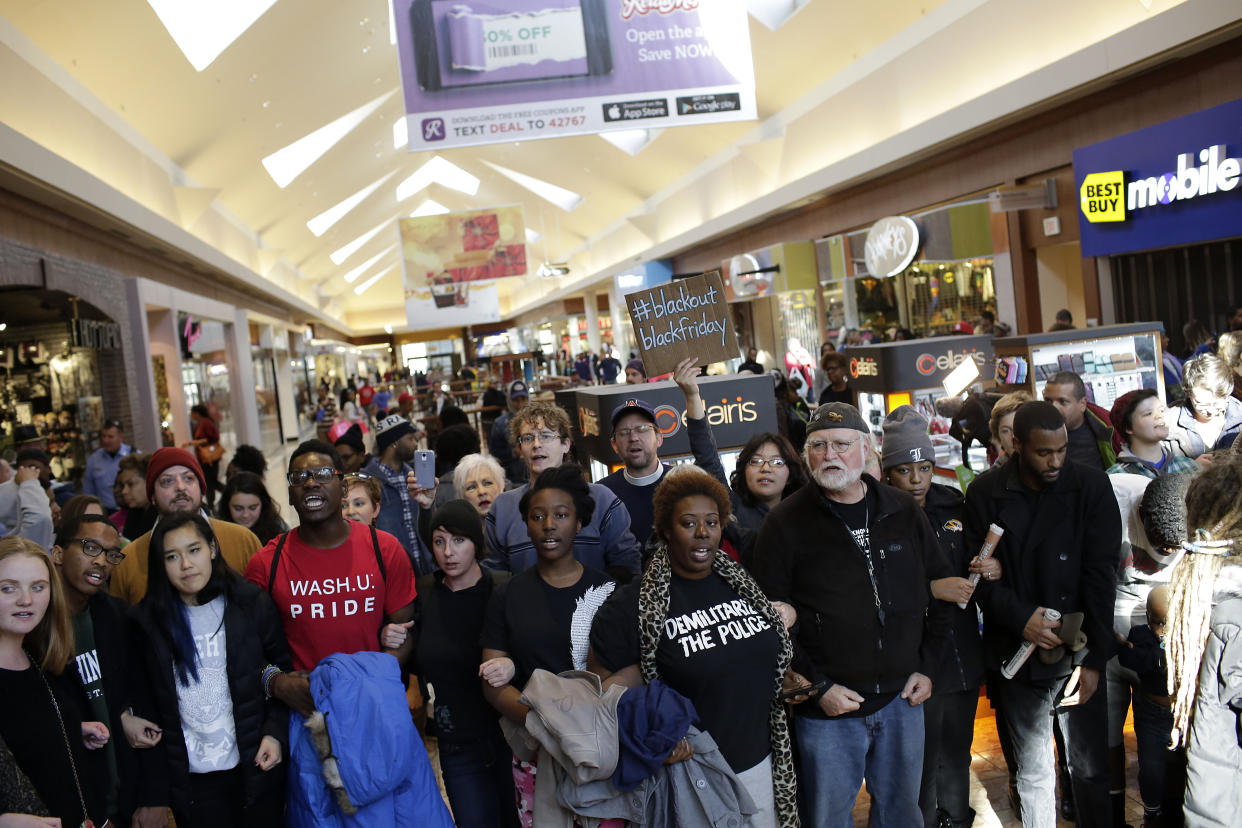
[286,651,454,828]
[1183,564,1242,828]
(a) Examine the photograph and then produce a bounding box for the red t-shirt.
[244,522,417,671]
[357,384,375,406]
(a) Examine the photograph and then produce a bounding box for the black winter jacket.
[752,475,952,717]
[72,592,164,820]
[921,484,984,694]
[964,456,1119,679]
[129,579,293,814]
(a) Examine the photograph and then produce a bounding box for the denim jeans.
[1132,695,1174,811]
[919,688,979,827]
[795,696,925,828]
[439,730,521,828]
[996,674,1110,828]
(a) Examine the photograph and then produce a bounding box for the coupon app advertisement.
[395,0,757,149]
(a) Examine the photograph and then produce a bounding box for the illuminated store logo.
[916,349,985,376]
[1080,143,1240,224]
[849,357,879,378]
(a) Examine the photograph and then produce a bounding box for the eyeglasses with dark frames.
[287,467,342,486]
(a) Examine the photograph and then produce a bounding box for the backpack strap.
[267,531,290,596]
[370,525,387,582]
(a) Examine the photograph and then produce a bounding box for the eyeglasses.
[343,472,374,482]
[72,538,126,565]
[517,431,562,446]
[805,437,861,455]
[287,466,342,486]
[747,456,787,468]
[614,425,655,439]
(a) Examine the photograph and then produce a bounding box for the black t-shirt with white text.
[591,572,780,772]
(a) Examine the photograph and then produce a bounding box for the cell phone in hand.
[414,450,436,490]
[780,679,829,701]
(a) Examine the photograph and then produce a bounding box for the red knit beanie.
[145,447,207,500]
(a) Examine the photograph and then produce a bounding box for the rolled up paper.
[1001,607,1061,679]
[958,522,1004,610]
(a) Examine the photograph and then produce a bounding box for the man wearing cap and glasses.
[752,402,950,826]
[53,512,169,827]
[597,398,668,548]
[110,447,262,605]
[363,415,436,576]
[83,419,132,511]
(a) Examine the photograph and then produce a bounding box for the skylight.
[306,172,395,237]
[343,245,397,284]
[481,161,582,211]
[410,199,450,218]
[396,157,479,201]
[393,117,408,150]
[330,220,392,265]
[354,264,398,296]
[263,91,395,188]
[147,0,277,71]
[600,129,661,156]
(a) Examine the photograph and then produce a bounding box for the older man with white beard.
[752,402,951,827]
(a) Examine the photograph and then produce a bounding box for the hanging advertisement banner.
[398,205,527,289]
[394,0,756,151]
[404,280,502,327]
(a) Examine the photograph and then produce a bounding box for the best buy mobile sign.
[1073,97,1242,257]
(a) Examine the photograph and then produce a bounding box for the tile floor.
[849,695,1147,827]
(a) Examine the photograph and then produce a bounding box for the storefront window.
[180,317,234,448]
[902,259,995,336]
[251,347,281,453]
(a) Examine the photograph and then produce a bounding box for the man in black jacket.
[965,401,1119,827]
[51,513,168,827]
[753,402,950,826]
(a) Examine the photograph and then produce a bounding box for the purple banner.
[395,0,756,149]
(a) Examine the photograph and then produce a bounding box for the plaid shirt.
[363,457,432,575]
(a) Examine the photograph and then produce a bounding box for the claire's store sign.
[1073,97,1242,257]
[844,336,993,393]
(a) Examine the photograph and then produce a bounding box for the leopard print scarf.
[639,544,800,827]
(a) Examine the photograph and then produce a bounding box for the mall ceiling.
[0,0,1225,333]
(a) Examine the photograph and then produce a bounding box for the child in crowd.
[1118,585,1175,828]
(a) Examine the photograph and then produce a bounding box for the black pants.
[919,688,980,827]
[175,768,283,828]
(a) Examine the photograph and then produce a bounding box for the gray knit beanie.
[880,405,934,469]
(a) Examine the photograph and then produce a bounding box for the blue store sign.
[1073,97,1242,257]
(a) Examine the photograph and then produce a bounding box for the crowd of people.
[1,310,1241,828]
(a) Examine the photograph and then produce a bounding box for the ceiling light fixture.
[481,160,582,211]
[384,324,393,334]
[524,228,541,244]
[330,220,393,265]
[395,156,479,200]
[146,0,277,71]
[600,128,661,156]
[410,199,450,217]
[354,264,398,295]
[262,91,395,188]
[342,244,397,283]
[307,172,395,237]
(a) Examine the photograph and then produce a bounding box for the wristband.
[261,665,282,699]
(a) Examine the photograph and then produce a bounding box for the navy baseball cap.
[611,398,657,428]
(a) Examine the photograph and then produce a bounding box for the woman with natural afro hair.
[588,465,801,828]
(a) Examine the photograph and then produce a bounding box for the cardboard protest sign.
[625,270,737,377]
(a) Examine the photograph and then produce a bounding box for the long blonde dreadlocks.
[1166,459,1242,748]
